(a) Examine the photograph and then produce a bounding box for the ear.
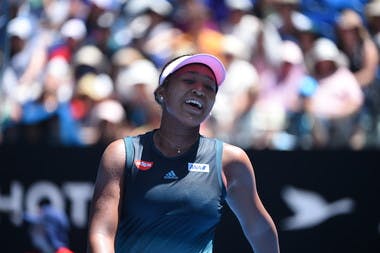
[154,86,165,105]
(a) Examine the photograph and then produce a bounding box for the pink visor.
[159,53,226,86]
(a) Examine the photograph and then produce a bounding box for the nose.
[192,88,204,96]
[191,81,206,96]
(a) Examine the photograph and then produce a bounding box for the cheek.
[164,92,183,112]
[205,96,216,111]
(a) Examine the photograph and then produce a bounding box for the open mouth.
[185,99,203,109]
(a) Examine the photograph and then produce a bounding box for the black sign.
[1,146,379,253]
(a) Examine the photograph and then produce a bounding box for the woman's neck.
[154,126,200,156]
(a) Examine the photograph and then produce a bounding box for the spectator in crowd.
[85,0,121,43]
[49,18,87,63]
[115,58,161,134]
[335,8,380,148]
[335,9,378,89]
[366,0,380,41]
[248,14,283,77]
[89,99,129,146]
[3,57,81,145]
[2,0,380,150]
[256,40,307,115]
[297,0,369,41]
[209,34,259,146]
[24,198,73,253]
[292,11,320,55]
[220,0,255,44]
[73,72,116,145]
[72,44,110,80]
[253,40,316,149]
[172,0,225,58]
[365,0,380,146]
[109,46,144,83]
[2,16,42,104]
[265,0,302,42]
[305,37,364,148]
[124,0,176,67]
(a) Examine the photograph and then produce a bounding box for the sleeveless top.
[115,130,226,253]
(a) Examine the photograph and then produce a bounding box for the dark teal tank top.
[115,130,226,253]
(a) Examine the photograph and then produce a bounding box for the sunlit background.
[0,0,379,252]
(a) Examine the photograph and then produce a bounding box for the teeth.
[185,99,203,109]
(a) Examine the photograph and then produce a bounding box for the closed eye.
[181,76,216,92]
[183,78,195,84]
[203,82,216,92]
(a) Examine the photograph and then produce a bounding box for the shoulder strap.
[215,138,226,195]
[123,136,135,172]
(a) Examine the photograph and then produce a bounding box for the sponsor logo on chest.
[135,160,154,171]
[188,163,210,173]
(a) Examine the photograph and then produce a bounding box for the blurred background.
[0,0,379,252]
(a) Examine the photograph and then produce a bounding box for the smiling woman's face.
[157,63,217,127]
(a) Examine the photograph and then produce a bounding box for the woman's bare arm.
[222,143,280,253]
[87,139,126,253]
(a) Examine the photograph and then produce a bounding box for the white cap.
[125,0,172,16]
[159,54,226,86]
[222,34,248,60]
[281,40,303,64]
[311,38,340,62]
[60,18,87,40]
[46,57,71,78]
[45,0,70,26]
[92,100,126,123]
[77,73,114,101]
[309,37,348,67]
[292,12,315,32]
[73,45,105,69]
[274,0,299,4]
[7,16,33,39]
[116,59,158,101]
[366,0,380,17]
[225,0,253,11]
[90,0,120,10]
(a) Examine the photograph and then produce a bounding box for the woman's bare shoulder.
[221,142,249,163]
[100,138,126,172]
[220,142,256,190]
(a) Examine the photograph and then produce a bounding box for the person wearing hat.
[366,0,380,41]
[335,9,380,148]
[87,53,280,253]
[335,9,379,88]
[305,38,364,148]
[365,0,380,147]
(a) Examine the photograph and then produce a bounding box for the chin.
[180,116,206,128]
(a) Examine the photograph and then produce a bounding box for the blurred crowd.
[1,0,380,150]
